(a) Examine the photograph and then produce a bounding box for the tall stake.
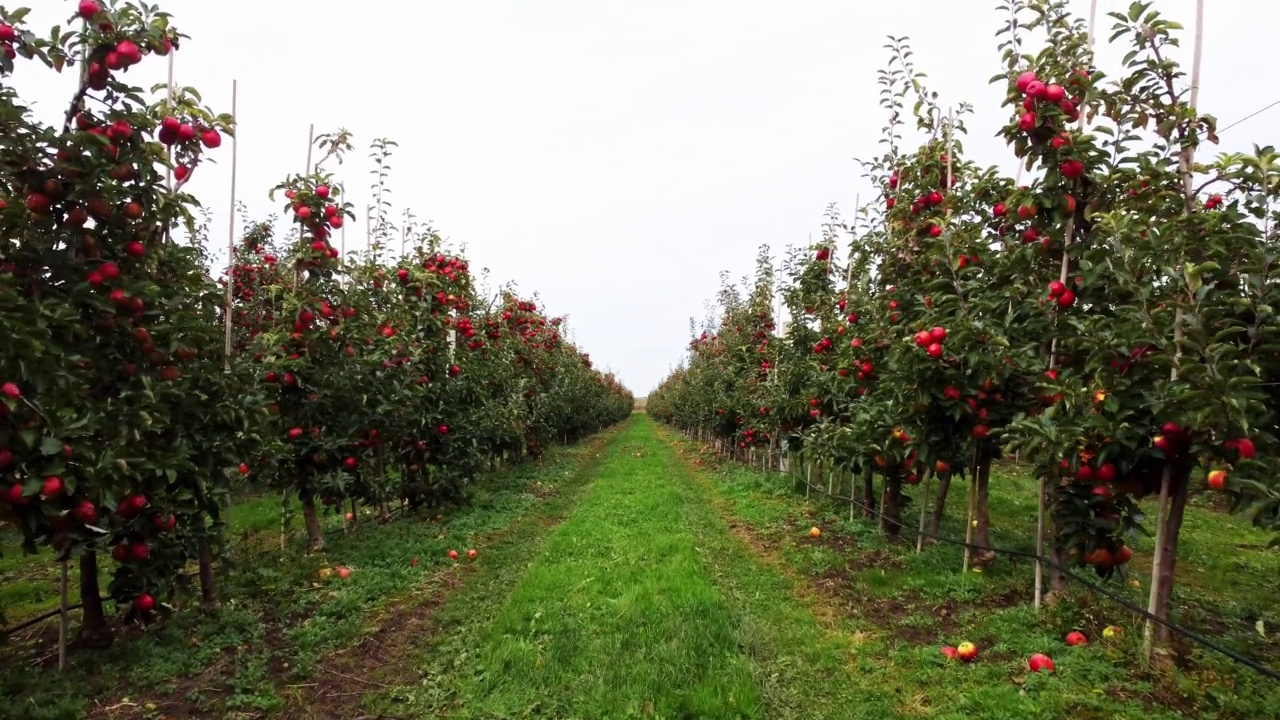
[1035,0,1098,611]
[222,79,239,370]
[1145,0,1203,659]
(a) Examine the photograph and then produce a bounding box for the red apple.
[448,549,459,560]
[1065,631,1087,646]
[134,593,156,612]
[467,549,478,560]
[72,500,98,525]
[40,476,64,498]
[1028,653,1055,672]
[956,642,978,662]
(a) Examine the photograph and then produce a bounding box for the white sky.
[9,1,1276,394]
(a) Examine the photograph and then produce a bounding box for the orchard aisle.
[393,414,896,720]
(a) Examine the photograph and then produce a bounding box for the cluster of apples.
[912,325,948,360]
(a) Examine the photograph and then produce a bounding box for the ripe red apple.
[1207,469,1227,490]
[1060,159,1085,179]
[134,593,156,612]
[926,343,943,359]
[929,326,946,343]
[941,645,958,660]
[343,456,358,470]
[335,566,351,579]
[118,494,147,519]
[1,381,20,399]
[153,513,176,532]
[128,541,150,562]
[1227,437,1257,460]
[1114,545,1133,564]
[972,425,990,440]
[1019,112,1037,132]
[239,463,250,475]
[1056,290,1076,308]
[448,549,459,560]
[34,476,64,500]
[467,549,478,560]
[1015,70,1038,93]
[956,642,978,662]
[1065,631,1087,646]
[125,240,145,258]
[72,500,98,525]
[1044,84,1066,102]
[1027,653,1055,672]
[287,427,304,440]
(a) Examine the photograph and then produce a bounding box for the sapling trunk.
[861,464,876,519]
[196,514,219,606]
[971,456,996,568]
[77,550,113,648]
[1153,463,1192,644]
[300,490,325,552]
[928,471,952,535]
[881,472,904,541]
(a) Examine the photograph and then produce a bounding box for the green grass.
[4,417,1276,719]
[682,434,1280,720]
[0,431,618,720]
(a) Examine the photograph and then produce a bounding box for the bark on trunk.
[1153,465,1191,644]
[77,551,114,648]
[301,491,325,552]
[197,532,219,606]
[881,472,903,541]
[971,457,997,568]
[928,471,953,535]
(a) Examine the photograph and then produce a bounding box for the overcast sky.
[9,1,1275,394]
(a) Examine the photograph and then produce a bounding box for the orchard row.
[0,0,631,649]
[649,0,1280,652]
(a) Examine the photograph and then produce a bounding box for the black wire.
[699,436,1280,684]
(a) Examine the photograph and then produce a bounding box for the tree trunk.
[197,531,219,606]
[860,464,876,519]
[77,551,114,648]
[1153,464,1191,644]
[300,491,325,552]
[881,472,903,541]
[971,457,997,568]
[928,471,953,535]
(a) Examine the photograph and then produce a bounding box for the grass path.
[382,414,891,719]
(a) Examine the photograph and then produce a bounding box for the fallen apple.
[956,641,978,662]
[467,548,478,560]
[1028,653,1055,673]
[941,645,958,660]
[809,526,821,538]
[317,567,333,579]
[335,566,351,579]
[1065,631,1087,646]
[448,549,459,560]
[410,556,419,567]
[1102,625,1122,639]
[344,512,355,522]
